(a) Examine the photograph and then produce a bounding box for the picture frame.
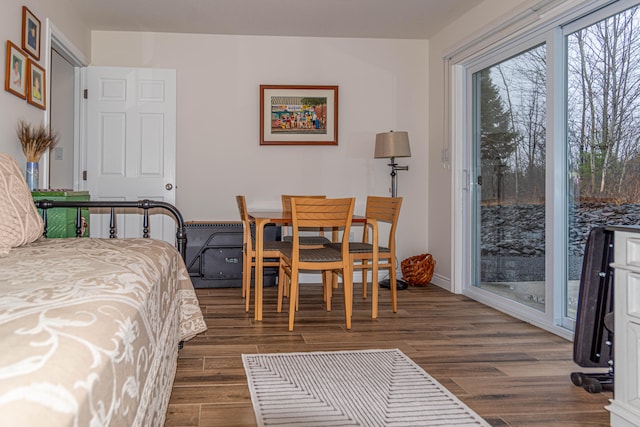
[27,59,46,109]
[4,40,28,99]
[21,6,41,60]
[260,85,338,146]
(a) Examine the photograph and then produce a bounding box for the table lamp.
[375,130,411,289]
[374,131,411,197]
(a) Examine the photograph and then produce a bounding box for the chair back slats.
[364,196,402,246]
[282,195,330,242]
[365,197,401,220]
[281,194,326,214]
[291,198,354,229]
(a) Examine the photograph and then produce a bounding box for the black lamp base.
[379,278,409,290]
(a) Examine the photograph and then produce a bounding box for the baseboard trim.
[430,273,452,292]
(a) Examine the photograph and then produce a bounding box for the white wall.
[91,32,430,264]
[0,1,90,166]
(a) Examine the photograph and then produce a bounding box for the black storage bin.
[185,221,281,288]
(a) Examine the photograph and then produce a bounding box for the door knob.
[165,183,173,190]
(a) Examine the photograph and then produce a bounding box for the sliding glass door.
[464,1,640,333]
[472,45,547,312]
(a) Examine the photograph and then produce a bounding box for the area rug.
[242,348,490,426]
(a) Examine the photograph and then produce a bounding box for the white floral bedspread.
[0,238,207,427]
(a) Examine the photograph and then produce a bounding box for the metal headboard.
[33,199,187,260]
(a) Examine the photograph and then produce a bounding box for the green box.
[31,191,90,238]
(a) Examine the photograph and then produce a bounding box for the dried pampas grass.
[16,120,58,162]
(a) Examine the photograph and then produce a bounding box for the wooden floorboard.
[165,284,611,427]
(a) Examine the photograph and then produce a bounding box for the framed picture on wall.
[260,85,339,146]
[21,6,41,60]
[27,59,46,109]
[4,40,28,99]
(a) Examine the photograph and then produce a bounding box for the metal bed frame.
[33,199,187,260]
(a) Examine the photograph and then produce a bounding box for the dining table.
[247,209,368,321]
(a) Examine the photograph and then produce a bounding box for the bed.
[0,153,207,426]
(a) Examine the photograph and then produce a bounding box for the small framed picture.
[4,40,27,99]
[260,85,339,146]
[27,59,46,109]
[21,6,41,60]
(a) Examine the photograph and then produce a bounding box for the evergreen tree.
[478,69,517,201]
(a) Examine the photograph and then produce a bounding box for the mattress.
[0,237,207,426]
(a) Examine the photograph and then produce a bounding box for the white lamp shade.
[374,131,411,158]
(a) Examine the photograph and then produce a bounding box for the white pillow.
[0,153,44,255]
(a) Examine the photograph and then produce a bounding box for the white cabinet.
[607,228,640,427]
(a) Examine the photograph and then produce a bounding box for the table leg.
[254,218,268,321]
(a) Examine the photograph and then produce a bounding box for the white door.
[86,66,177,242]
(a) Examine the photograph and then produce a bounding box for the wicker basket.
[401,253,435,286]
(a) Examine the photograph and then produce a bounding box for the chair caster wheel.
[582,377,603,393]
[570,372,584,386]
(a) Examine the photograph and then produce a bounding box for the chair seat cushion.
[281,246,343,262]
[263,240,292,251]
[282,235,332,245]
[246,240,291,256]
[327,242,390,253]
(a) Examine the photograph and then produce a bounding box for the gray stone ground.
[480,255,583,282]
[478,202,638,314]
[481,202,640,281]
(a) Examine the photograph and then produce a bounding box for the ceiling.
[68,0,485,40]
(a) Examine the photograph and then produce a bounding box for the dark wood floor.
[165,283,611,427]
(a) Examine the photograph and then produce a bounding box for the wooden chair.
[281,195,332,246]
[277,197,355,331]
[236,195,290,313]
[328,196,402,318]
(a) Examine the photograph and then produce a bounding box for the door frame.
[43,19,89,190]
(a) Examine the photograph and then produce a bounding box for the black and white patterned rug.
[242,349,490,426]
